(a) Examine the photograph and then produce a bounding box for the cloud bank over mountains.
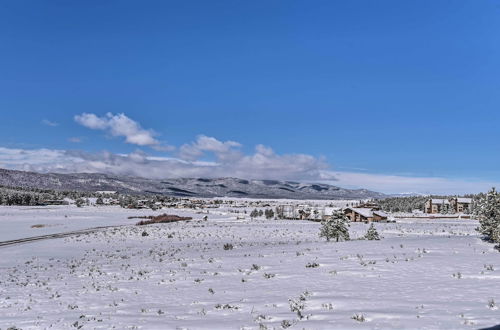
[0,142,331,183]
[0,112,496,195]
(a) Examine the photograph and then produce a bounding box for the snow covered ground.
[0,206,499,329]
[0,205,197,241]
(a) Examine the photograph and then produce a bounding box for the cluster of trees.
[376,195,476,214]
[319,211,380,242]
[475,188,500,248]
[0,185,91,206]
[0,184,180,208]
[319,211,350,242]
[249,208,275,219]
[375,196,430,213]
[431,201,461,215]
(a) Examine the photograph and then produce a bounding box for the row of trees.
[0,184,181,207]
[375,196,429,213]
[250,208,275,219]
[0,185,92,206]
[375,195,476,213]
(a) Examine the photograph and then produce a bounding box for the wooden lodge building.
[344,207,388,222]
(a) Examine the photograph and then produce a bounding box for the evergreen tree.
[440,202,448,214]
[265,209,274,219]
[364,223,380,240]
[474,188,500,245]
[75,198,85,207]
[250,209,259,219]
[319,211,350,242]
[447,202,456,214]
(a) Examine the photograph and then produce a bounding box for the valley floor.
[0,206,499,329]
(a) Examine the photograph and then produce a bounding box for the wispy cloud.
[41,119,58,127]
[74,112,173,150]
[68,137,83,143]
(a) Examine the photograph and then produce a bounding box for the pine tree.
[447,202,456,214]
[250,209,259,219]
[440,201,448,214]
[319,211,350,242]
[364,223,380,240]
[474,188,500,245]
[265,209,274,219]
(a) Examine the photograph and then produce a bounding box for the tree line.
[375,194,476,213]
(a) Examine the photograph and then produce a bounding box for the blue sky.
[1,1,499,194]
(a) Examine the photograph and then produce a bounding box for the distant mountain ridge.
[0,168,387,200]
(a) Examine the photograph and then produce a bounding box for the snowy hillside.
[0,168,386,200]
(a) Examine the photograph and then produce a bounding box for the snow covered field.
[0,205,197,242]
[0,206,499,329]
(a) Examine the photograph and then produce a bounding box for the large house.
[424,198,472,214]
[424,199,450,214]
[450,197,472,213]
[344,208,388,222]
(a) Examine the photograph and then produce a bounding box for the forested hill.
[0,168,386,200]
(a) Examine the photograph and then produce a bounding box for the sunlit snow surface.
[0,206,499,329]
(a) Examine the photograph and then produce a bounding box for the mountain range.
[0,168,387,200]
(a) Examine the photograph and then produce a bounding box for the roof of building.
[431,199,450,204]
[347,208,374,218]
[373,210,388,218]
[456,197,472,203]
[324,207,341,216]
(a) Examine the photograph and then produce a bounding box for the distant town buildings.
[276,204,328,220]
[424,198,472,214]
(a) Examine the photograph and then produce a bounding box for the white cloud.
[74,112,172,148]
[7,112,500,195]
[179,135,242,161]
[41,119,58,127]
[68,137,83,143]
[0,145,497,194]
[0,147,81,172]
[0,144,331,183]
